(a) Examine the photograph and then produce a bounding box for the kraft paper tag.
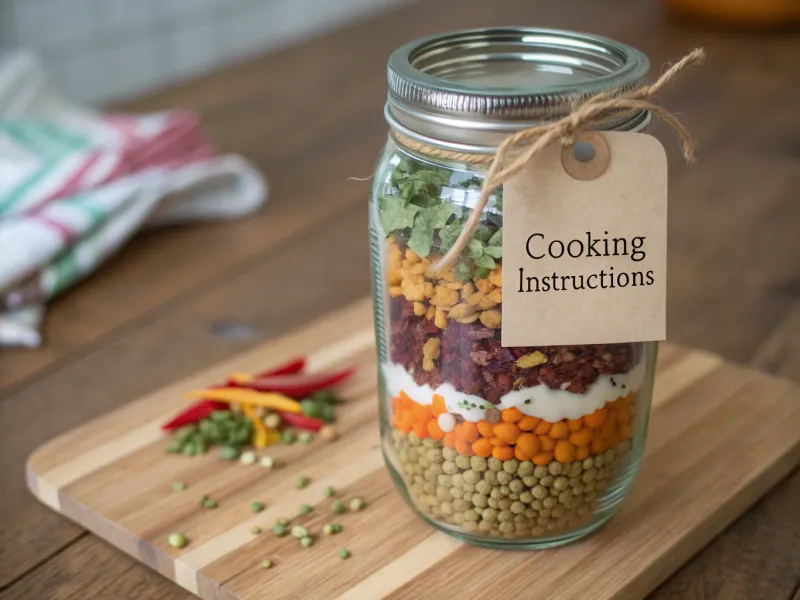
[501,131,667,347]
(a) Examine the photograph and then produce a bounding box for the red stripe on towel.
[30,214,76,243]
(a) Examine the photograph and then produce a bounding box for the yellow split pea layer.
[386,239,504,333]
[391,392,636,463]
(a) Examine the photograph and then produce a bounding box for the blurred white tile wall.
[0,0,408,104]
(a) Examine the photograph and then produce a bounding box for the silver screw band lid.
[386,27,650,150]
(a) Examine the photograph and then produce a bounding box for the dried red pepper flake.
[277,412,325,432]
[228,368,355,398]
[256,357,307,377]
[161,400,228,430]
[163,357,308,430]
[388,297,640,399]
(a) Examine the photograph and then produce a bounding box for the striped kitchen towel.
[0,52,268,347]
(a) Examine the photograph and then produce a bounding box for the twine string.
[410,48,705,274]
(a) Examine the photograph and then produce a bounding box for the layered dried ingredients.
[375,150,647,541]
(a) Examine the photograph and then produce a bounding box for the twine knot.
[426,48,705,274]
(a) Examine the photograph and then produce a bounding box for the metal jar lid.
[386,27,650,153]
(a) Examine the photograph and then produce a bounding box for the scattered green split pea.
[272,523,287,537]
[219,445,240,461]
[323,523,342,535]
[261,559,273,569]
[251,501,265,513]
[323,486,336,498]
[298,504,313,516]
[296,475,310,489]
[172,481,187,492]
[298,431,313,444]
[337,548,351,559]
[168,533,188,549]
[300,536,314,548]
[251,526,262,535]
[331,499,345,514]
[291,525,308,538]
[349,497,365,512]
[211,410,231,422]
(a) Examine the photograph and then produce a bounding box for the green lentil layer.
[392,430,631,539]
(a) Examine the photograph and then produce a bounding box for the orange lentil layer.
[391,391,635,463]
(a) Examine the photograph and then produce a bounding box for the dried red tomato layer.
[389,297,642,401]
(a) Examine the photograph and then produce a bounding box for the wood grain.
[24,300,800,600]
[1,0,799,596]
[3,7,796,582]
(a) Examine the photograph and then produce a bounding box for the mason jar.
[369,28,658,548]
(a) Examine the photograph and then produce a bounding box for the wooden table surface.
[1,1,798,598]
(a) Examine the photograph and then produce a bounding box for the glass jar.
[369,28,658,548]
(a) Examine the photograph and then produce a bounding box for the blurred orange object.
[665,0,800,28]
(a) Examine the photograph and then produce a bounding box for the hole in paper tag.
[502,131,667,347]
[561,131,610,181]
[572,141,595,163]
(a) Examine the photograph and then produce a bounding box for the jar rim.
[386,27,650,149]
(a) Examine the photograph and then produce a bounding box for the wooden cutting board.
[26,298,800,600]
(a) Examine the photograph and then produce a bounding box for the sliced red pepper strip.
[164,357,308,430]
[229,367,355,399]
[223,357,307,387]
[257,357,306,377]
[277,411,325,432]
[161,400,227,430]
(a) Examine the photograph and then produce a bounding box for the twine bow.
[430,48,705,274]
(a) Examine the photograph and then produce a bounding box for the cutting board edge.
[619,437,800,600]
[25,431,800,600]
[25,335,799,479]
[20,295,800,600]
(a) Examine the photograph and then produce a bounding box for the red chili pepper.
[229,367,355,398]
[277,411,325,432]
[163,357,308,430]
[161,400,228,430]
[256,357,306,377]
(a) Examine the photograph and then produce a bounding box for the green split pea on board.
[219,445,240,461]
[291,525,308,538]
[323,523,342,535]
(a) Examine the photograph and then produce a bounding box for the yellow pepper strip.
[266,428,281,446]
[184,388,302,413]
[241,404,268,448]
[228,372,253,384]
